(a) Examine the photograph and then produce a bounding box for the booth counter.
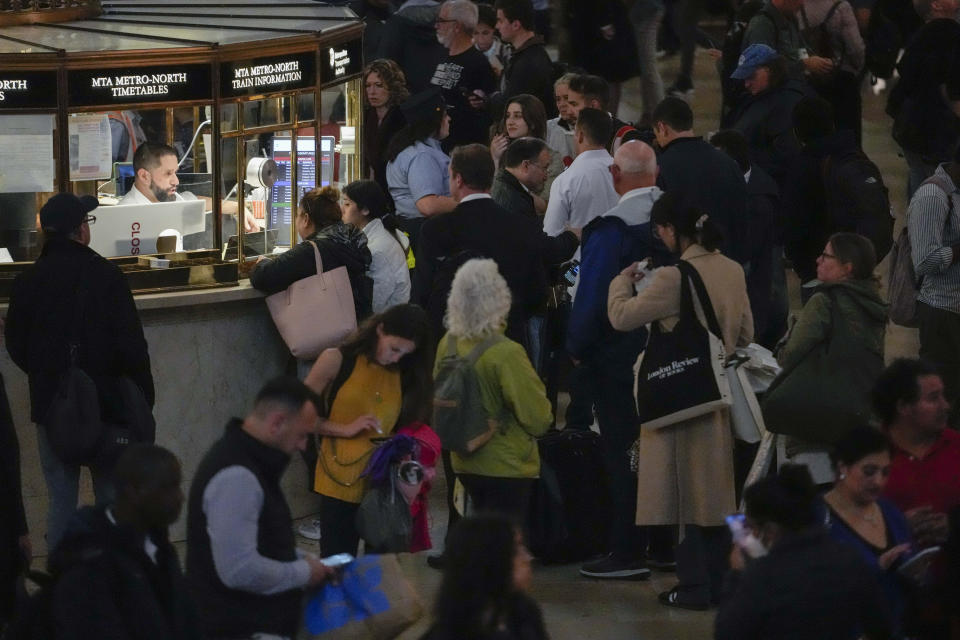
[1,283,319,552]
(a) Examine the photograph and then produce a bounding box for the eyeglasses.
[434,17,457,24]
[83,215,96,225]
[819,252,837,260]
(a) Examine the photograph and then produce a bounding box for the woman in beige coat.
[607,192,753,610]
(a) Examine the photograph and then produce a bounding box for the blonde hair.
[445,259,511,339]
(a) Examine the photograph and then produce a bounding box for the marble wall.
[3,283,318,555]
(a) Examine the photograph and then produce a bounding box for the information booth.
[0,1,367,548]
[0,0,364,293]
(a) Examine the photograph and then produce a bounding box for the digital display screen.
[269,136,317,246]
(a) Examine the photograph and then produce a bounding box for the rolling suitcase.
[528,428,612,564]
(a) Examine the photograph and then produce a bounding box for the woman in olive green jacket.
[435,258,553,525]
[771,232,887,476]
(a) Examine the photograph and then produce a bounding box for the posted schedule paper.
[68,113,112,181]
[0,114,55,193]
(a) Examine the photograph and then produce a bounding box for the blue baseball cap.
[731,44,779,80]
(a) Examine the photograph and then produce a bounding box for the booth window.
[0,114,57,263]
[219,88,347,259]
[68,104,217,257]
[319,78,361,193]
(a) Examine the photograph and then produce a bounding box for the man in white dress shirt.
[117,142,184,206]
[118,141,256,242]
[542,108,619,237]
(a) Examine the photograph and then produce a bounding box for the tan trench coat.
[607,244,753,527]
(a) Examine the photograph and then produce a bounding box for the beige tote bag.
[266,240,357,359]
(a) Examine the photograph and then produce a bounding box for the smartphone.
[321,553,354,568]
[725,514,747,540]
[725,514,767,559]
[563,260,580,287]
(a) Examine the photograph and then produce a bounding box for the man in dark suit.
[652,97,750,265]
[417,143,576,345]
[417,144,576,571]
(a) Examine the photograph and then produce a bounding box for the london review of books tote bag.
[633,260,732,430]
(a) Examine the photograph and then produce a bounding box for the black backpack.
[799,2,844,62]
[821,150,894,259]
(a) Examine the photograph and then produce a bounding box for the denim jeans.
[526,314,546,375]
[36,425,113,551]
[631,7,666,119]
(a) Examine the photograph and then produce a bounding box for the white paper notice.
[68,113,112,181]
[0,114,55,193]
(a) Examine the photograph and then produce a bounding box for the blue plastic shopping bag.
[301,554,423,640]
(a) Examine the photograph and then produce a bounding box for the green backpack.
[432,334,504,455]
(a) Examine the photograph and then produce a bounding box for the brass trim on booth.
[0,1,101,28]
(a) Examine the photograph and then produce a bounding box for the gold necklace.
[829,491,881,525]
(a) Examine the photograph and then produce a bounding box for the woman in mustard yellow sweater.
[305,304,433,556]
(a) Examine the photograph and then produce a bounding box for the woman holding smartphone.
[303,304,433,556]
[716,465,894,640]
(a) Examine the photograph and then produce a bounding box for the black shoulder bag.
[634,260,733,430]
[43,282,155,467]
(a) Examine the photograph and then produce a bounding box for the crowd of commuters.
[3,0,960,638]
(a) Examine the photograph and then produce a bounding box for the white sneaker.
[298,519,322,540]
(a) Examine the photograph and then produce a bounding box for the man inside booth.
[118,141,257,235]
[118,142,183,206]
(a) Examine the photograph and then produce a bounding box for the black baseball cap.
[400,87,447,125]
[40,193,99,233]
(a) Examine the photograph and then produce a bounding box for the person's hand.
[467,89,487,110]
[491,134,510,165]
[803,56,834,76]
[566,226,582,241]
[878,543,911,570]
[906,507,949,546]
[306,555,336,587]
[706,48,722,61]
[244,211,260,233]
[348,415,382,436]
[255,255,268,265]
[729,544,746,571]
[18,534,31,569]
[619,261,645,282]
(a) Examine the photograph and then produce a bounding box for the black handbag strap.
[66,270,88,367]
[676,260,724,341]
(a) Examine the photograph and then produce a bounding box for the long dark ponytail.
[342,179,405,249]
[650,191,724,253]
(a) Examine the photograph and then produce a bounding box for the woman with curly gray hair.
[437,258,553,528]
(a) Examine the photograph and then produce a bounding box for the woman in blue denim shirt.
[385,87,457,254]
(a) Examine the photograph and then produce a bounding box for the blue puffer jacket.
[566,188,671,360]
